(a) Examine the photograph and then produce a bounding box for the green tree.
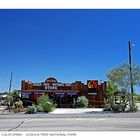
[5,92,20,112]
[106,81,119,97]
[107,62,140,92]
[12,92,20,100]
[5,94,14,112]
[5,94,14,105]
[104,81,119,112]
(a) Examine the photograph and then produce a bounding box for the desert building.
[21,77,106,108]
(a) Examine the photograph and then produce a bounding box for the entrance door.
[54,93,76,108]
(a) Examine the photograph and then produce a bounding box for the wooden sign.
[87,80,98,89]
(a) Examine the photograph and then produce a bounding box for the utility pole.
[128,41,134,104]
[9,72,13,93]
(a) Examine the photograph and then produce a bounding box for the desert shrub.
[111,104,120,112]
[15,100,23,108]
[104,100,127,112]
[14,100,24,112]
[104,90,130,112]
[53,103,57,108]
[129,103,138,112]
[137,95,140,102]
[76,96,88,108]
[42,101,54,112]
[119,103,127,112]
[26,105,37,114]
[103,104,111,111]
[36,104,44,112]
[37,95,55,113]
[37,94,48,105]
[134,95,140,102]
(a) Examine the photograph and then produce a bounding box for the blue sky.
[0,9,140,93]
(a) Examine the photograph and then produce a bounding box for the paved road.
[1,111,140,131]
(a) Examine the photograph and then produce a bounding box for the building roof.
[45,77,58,83]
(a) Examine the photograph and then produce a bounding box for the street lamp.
[128,41,134,104]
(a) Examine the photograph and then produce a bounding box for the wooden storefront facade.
[21,77,106,108]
